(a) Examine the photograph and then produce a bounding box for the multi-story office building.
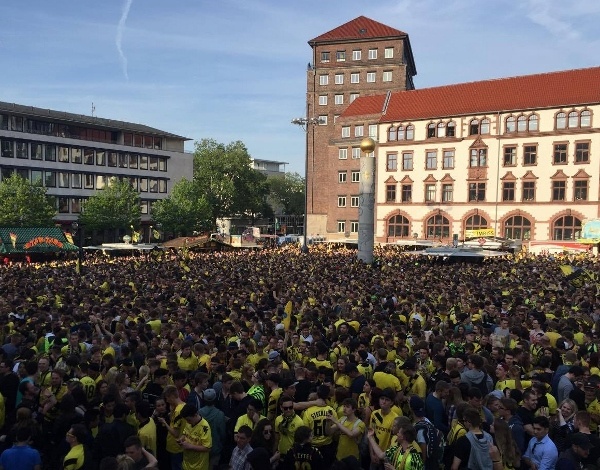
[0,101,192,229]
[336,66,600,245]
[251,158,287,177]
[305,16,416,238]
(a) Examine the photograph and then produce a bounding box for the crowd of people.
[0,243,598,470]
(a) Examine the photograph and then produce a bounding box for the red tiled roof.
[309,16,407,44]
[341,66,600,122]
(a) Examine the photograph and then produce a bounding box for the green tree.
[151,179,211,236]
[79,178,141,231]
[267,172,305,216]
[193,139,270,223]
[0,173,55,226]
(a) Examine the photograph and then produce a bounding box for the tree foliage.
[0,173,56,226]
[193,139,270,223]
[151,179,211,236]
[79,178,141,231]
[267,172,305,216]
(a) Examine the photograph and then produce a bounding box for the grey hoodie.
[199,404,227,457]
[466,431,493,470]
[460,369,493,393]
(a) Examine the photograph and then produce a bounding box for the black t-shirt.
[453,434,474,470]
[281,443,325,470]
[517,406,535,427]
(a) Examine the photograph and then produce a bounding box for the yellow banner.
[465,228,495,238]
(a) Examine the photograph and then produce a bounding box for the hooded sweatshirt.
[466,431,493,470]
[199,404,226,457]
[460,369,493,393]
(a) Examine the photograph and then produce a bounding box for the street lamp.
[291,116,324,253]
[155,222,162,241]
[70,221,84,275]
[148,225,153,244]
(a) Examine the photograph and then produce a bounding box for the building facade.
[0,101,192,230]
[336,67,600,245]
[305,16,416,239]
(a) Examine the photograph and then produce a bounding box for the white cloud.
[116,0,133,80]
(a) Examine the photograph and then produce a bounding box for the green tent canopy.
[0,227,79,254]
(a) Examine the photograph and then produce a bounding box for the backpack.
[472,372,490,395]
[414,419,446,470]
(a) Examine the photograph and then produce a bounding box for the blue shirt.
[0,444,42,470]
[523,434,558,470]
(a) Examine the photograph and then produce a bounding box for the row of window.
[319,70,393,86]
[386,214,580,242]
[336,220,360,234]
[385,141,591,171]
[337,195,361,207]
[321,47,394,63]
[55,197,155,215]
[340,124,378,140]
[0,113,163,149]
[0,139,168,171]
[384,179,589,204]
[385,109,592,142]
[0,167,167,193]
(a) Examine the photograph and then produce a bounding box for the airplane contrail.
[116,0,133,80]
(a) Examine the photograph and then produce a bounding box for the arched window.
[552,216,582,240]
[388,126,397,141]
[506,116,516,133]
[464,215,489,231]
[480,118,490,134]
[387,214,410,238]
[528,114,539,131]
[581,110,591,127]
[426,214,450,239]
[469,119,480,135]
[427,123,436,138]
[503,215,532,240]
[446,122,456,137]
[556,112,566,129]
[517,115,527,132]
[405,125,415,140]
[437,122,446,137]
[397,125,405,140]
[568,111,579,128]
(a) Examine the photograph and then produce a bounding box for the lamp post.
[148,225,153,244]
[156,222,162,241]
[291,116,324,253]
[70,221,84,275]
[358,137,376,264]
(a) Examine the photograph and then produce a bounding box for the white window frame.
[319,75,328,86]
[351,171,360,182]
[341,126,350,138]
[366,72,376,83]
[350,196,359,207]
[352,147,361,159]
[384,47,394,58]
[334,94,344,105]
[338,171,347,183]
[321,51,330,62]
[318,115,327,125]
[350,93,359,103]
[368,48,377,59]
[352,49,361,60]
[338,148,348,159]
[335,74,344,85]
[382,71,392,82]
[336,51,346,62]
[337,221,346,233]
[350,221,359,233]
[368,124,377,137]
[337,196,347,207]
[318,95,327,105]
[354,126,364,137]
[350,73,360,84]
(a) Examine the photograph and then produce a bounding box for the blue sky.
[1,0,599,174]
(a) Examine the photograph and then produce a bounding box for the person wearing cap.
[197,388,226,470]
[280,378,298,400]
[555,432,592,470]
[178,403,212,470]
[582,381,600,434]
[368,387,399,467]
[274,395,304,456]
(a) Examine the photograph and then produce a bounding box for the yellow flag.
[283,300,293,331]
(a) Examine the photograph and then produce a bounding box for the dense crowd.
[0,244,598,470]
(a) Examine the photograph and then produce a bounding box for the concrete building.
[251,158,287,177]
[0,101,192,230]
[305,16,416,239]
[337,66,600,246]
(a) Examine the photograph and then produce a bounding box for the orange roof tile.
[309,16,407,44]
[341,66,600,122]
